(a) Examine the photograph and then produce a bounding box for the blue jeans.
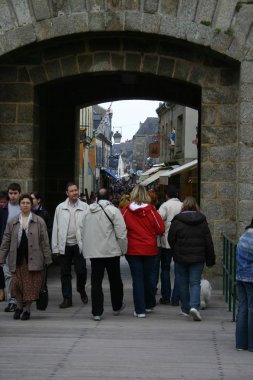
[236,281,253,351]
[126,255,158,314]
[160,248,180,304]
[176,262,204,314]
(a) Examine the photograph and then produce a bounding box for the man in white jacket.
[52,182,89,308]
[81,188,127,321]
[158,186,182,306]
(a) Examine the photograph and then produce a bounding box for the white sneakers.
[93,315,101,321]
[134,312,146,318]
[189,308,202,321]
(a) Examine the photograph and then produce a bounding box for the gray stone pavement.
[0,259,252,380]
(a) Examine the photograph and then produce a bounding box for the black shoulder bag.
[98,203,114,227]
[36,267,48,311]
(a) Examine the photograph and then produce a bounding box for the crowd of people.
[0,181,252,352]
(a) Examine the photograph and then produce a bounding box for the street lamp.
[112,126,122,144]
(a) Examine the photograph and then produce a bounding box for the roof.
[135,117,159,136]
[159,159,198,178]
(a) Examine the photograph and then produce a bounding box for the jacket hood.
[127,202,154,217]
[89,200,111,213]
[174,211,206,225]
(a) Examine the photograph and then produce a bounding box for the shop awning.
[159,159,198,179]
[101,167,118,180]
[139,169,169,186]
[138,165,164,182]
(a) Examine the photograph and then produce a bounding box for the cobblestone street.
[0,260,252,380]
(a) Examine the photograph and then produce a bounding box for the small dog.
[200,279,212,309]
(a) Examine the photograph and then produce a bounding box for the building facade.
[157,102,198,165]
[132,117,159,171]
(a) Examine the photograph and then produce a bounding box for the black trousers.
[90,256,123,316]
[0,266,5,289]
[60,245,87,300]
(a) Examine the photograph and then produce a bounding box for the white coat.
[51,198,89,255]
[81,200,127,259]
[158,198,182,249]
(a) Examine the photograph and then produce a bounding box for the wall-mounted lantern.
[113,130,122,144]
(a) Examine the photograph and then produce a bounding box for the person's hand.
[54,252,61,257]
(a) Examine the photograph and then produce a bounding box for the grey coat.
[0,213,52,272]
[82,200,127,259]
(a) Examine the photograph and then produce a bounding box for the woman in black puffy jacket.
[168,196,215,321]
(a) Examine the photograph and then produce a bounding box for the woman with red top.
[122,185,165,317]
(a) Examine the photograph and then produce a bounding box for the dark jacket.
[0,205,8,245]
[32,205,52,241]
[168,211,215,266]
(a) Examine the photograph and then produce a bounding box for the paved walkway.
[0,260,252,380]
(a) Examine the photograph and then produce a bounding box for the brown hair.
[65,182,78,191]
[130,185,151,205]
[148,189,158,206]
[19,193,33,205]
[181,196,200,212]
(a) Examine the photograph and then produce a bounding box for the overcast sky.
[99,100,161,142]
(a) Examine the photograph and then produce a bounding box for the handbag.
[36,267,48,311]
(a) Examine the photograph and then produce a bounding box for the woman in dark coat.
[0,194,52,320]
[168,196,215,321]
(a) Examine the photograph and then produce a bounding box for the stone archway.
[1,1,253,272]
[36,69,202,209]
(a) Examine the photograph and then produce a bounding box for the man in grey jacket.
[81,188,127,321]
[52,182,89,308]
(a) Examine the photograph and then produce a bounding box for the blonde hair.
[181,196,200,212]
[130,185,151,205]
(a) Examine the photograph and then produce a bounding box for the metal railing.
[222,234,237,322]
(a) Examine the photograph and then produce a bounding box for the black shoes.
[13,308,23,320]
[80,290,88,305]
[159,298,179,306]
[59,292,88,308]
[4,303,17,312]
[159,298,171,305]
[59,299,72,309]
[13,309,30,320]
[20,311,30,320]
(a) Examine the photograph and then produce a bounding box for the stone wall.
[0,65,34,192]
[0,1,252,60]
[0,1,253,281]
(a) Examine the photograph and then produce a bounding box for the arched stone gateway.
[0,1,253,278]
